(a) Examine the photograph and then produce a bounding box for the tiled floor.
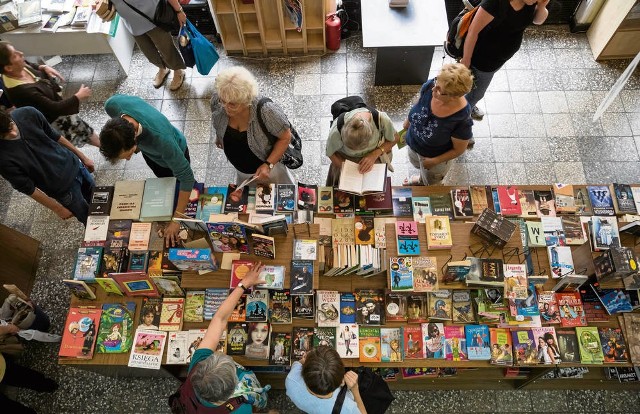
[1,25,640,413]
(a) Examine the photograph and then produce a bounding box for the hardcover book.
[110,180,145,220]
[381,327,403,362]
[412,256,438,292]
[339,292,357,324]
[496,186,522,216]
[96,302,136,354]
[556,292,587,327]
[159,297,184,331]
[292,327,314,361]
[396,221,420,255]
[227,323,249,355]
[292,294,314,319]
[316,290,340,327]
[587,185,615,216]
[403,325,423,359]
[95,277,124,296]
[385,292,408,322]
[269,331,291,365]
[128,330,167,369]
[88,185,114,216]
[452,290,475,324]
[269,290,292,324]
[465,325,491,360]
[338,159,387,195]
[59,306,101,359]
[246,289,269,322]
[422,322,446,359]
[315,326,338,349]
[359,326,381,362]
[184,291,205,323]
[109,272,159,297]
[139,177,177,222]
[355,289,385,325]
[197,186,227,221]
[290,260,314,294]
[389,257,413,291]
[489,327,513,365]
[364,177,393,211]
[411,196,431,223]
[576,326,605,364]
[425,216,452,250]
[166,331,189,364]
[451,188,473,218]
[276,184,296,212]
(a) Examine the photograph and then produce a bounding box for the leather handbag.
[122,0,180,32]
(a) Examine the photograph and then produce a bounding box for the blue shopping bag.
[185,20,219,75]
[178,25,196,68]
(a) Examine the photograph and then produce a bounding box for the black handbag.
[256,97,303,170]
[331,367,395,414]
[122,0,180,33]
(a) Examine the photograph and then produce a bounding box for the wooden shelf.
[235,0,256,14]
[239,13,260,33]
[213,0,235,14]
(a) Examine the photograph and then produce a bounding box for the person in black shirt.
[461,0,549,121]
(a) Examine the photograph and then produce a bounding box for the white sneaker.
[153,68,170,88]
[169,69,186,91]
[471,105,484,121]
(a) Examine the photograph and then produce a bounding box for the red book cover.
[364,177,392,210]
[59,306,102,359]
[555,292,587,327]
[230,259,255,289]
[496,186,522,216]
[403,325,423,359]
[109,272,159,297]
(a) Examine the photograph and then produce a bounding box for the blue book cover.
[389,257,414,291]
[491,188,501,214]
[167,248,218,272]
[197,186,228,221]
[512,283,540,317]
[391,187,413,217]
[465,325,491,360]
[340,293,357,323]
[592,286,633,314]
[587,185,615,216]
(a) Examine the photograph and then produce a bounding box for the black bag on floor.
[332,367,395,414]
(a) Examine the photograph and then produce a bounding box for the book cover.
[128,330,167,369]
[317,186,334,213]
[422,322,445,359]
[62,279,96,300]
[292,239,318,261]
[245,322,270,359]
[186,329,208,363]
[541,216,566,247]
[316,290,340,327]
[139,177,176,222]
[290,260,314,294]
[159,297,184,331]
[292,327,314,361]
[138,298,162,330]
[150,275,184,297]
[315,326,338,350]
[275,184,296,212]
[444,325,467,361]
[429,193,454,219]
[470,185,490,215]
[538,291,562,324]
[96,302,136,354]
[72,246,103,281]
[623,313,640,365]
[612,183,637,214]
[59,307,101,359]
[251,234,276,259]
[339,292,357,324]
[427,290,452,321]
[479,258,505,286]
[556,292,587,327]
[167,248,218,272]
[391,187,413,217]
[533,189,556,217]
[269,331,292,365]
[465,325,491,360]
[574,185,593,215]
[531,327,561,364]
[333,189,355,214]
[403,325,423,359]
[197,186,227,221]
[230,259,255,289]
[381,327,403,362]
[411,196,431,223]
[88,185,114,216]
[525,222,545,248]
[207,222,249,254]
[204,288,228,320]
[110,180,145,220]
[509,284,539,318]
[332,217,356,246]
[590,216,620,251]
[359,326,381,362]
[269,290,292,324]
[184,291,205,323]
[425,216,453,250]
[396,220,420,255]
[406,293,428,323]
[389,257,413,291]
[110,272,159,297]
[576,326,605,364]
[127,251,149,273]
[591,286,633,315]
[83,216,109,246]
[95,277,124,296]
[452,290,475,324]
[224,184,249,214]
[504,263,528,300]
[254,183,276,213]
[166,331,189,365]
[579,286,610,323]
[412,256,438,293]
[355,289,385,325]
[553,183,576,214]
[354,214,375,245]
[246,289,269,322]
[184,182,205,219]
[587,185,615,216]
[373,217,396,249]
[491,187,501,213]
[292,294,314,319]
[489,328,513,365]
[548,246,574,279]
[562,216,587,245]
[228,291,248,322]
[443,260,471,284]
[226,323,249,356]
[556,328,580,363]
[451,188,473,218]
[297,182,318,211]
[364,177,393,211]
[385,292,407,322]
[511,329,538,365]
[518,189,538,218]
[497,186,522,216]
[106,219,132,250]
[598,327,628,363]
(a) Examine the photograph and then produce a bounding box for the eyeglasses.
[219,98,241,109]
[432,77,450,96]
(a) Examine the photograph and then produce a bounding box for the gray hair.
[342,113,373,151]
[190,353,238,403]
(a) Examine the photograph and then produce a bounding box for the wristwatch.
[265,162,274,170]
[237,282,249,293]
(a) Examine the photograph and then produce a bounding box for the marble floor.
[1,24,640,413]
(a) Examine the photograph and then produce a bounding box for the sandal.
[402,175,423,186]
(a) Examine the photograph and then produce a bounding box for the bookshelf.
[210,0,334,56]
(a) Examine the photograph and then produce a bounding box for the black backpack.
[330,96,381,133]
[256,98,303,170]
[331,367,395,414]
[444,0,483,60]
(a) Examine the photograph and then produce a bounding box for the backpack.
[330,96,380,133]
[444,0,483,60]
[256,97,303,170]
[331,367,395,414]
[168,373,247,414]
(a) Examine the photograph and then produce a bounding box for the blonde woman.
[403,63,474,186]
[211,66,294,185]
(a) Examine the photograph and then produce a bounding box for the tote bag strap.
[331,385,348,414]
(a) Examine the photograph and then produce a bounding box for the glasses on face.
[219,98,241,109]
[432,77,450,97]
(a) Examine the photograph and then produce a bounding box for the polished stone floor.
[1,25,640,413]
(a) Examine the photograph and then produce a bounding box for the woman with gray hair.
[171,262,272,412]
[325,106,398,186]
[211,66,295,185]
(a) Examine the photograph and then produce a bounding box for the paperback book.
[184,291,205,323]
[465,325,491,360]
[425,216,452,250]
[389,257,413,291]
[411,196,431,223]
[245,322,271,360]
[403,325,423,359]
[359,326,381,362]
[166,331,189,365]
[139,298,162,330]
[128,330,167,369]
[339,292,357,324]
[556,292,587,327]
[452,290,475,324]
[531,327,561,364]
[412,256,438,292]
[245,289,269,322]
[59,307,101,359]
[427,290,453,321]
[290,260,314,294]
[451,188,473,218]
[292,327,314,361]
[511,329,538,365]
[576,326,605,364]
[598,326,628,363]
[444,325,467,361]
[587,185,615,216]
[385,292,408,322]
[557,328,580,363]
[381,327,403,362]
[159,297,184,331]
[422,322,446,359]
[406,294,428,324]
[256,265,285,290]
[316,290,340,327]
[269,331,291,365]
[315,326,338,349]
[333,189,355,214]
[355,289,385,325]
[395,221,420,255]
[489,327,513,365]
[227,323,249,355]
[269,290,292,324]
[292,294,314,319]
[96,302,135,354]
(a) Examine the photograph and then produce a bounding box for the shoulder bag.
[121,0,180,33]
[256,97,303,170]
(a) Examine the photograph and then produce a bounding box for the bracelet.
[378,147,385,156]
[176,7,184,13]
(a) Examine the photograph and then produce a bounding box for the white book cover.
[129,222,152,251]
[316,290,340,327]
[186,329,208,365]
[336,323,359,358]
[293,239,317,260]
[128,329,167,370]
[165,331,189,364]
[630,187,640,214]
[84,216,109,243]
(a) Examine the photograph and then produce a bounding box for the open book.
[338,159,387,195]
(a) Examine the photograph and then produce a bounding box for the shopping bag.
[178,25,196,68]
[185,20,219,75]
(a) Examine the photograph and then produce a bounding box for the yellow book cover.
[425,216,452,250]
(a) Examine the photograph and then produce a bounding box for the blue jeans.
[465,66,497,109]
[55,164,94,226]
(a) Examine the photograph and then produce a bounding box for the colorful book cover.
[406,294,428,324]
[556,329,580,363]
[385,292,407,322]
[428,290,452,321]
[509,283,539,317]
[573,186,593,215]
[541,216,566,246]
[230,259,255,289]
[518,189,538,217]
[62,279,96,300]
[587,185,615,216]
[590,216,620,251]
[269,331,292,365]
[275,184,296,212]
[292,327,314,361]
[128,222,152,251]
[290,260,314,294]
[452,290,475,324]
[444,325,467,361]
[553,183,576,214]
[251,234,276,259]
[425,216,452,250]
[391,187,413,217]
[127,251,149,273]
[167,248,218,272]
[531,327,561,364]
[339,292,357,324]
[465,325,491,360]
[556,292,587,327]
[150,275,184,298]
[315,326,338,350]
[355,289,385,325]
[246,289,269,322]
[292,294,314,319]
[411,196,431,223]
[548,245,574,279]
[166,331,189,364]
[381,327,403,362]
[576,326,605,364]
[204,288,228,321]
[359,326,381,362]
[511,329,538,365]
[538,291,562,324]
[354,214,375,245]
[59,307,101,359]
[389,257,413,291]
[228,291,248,322]
[96,302,135,354]
[590,286,633,315]
[138,298,162,331]
[317,186,334,213]
[183,291,205,323]
[244,322,271,359]
[403,325,423,359]
[316,290,340,327]
[256,265,285,290]
[598,327,628,363]
[128,329,167,369]
[72,246,104,281]
[207,222,249,254]
[159,297,184,331]
[533,189,556,217]
[396,220,420,255]
[333,189,355,214]
[489,328,513,365]
[504,263,528,300]
[562,216,587,245]
[422,322,446,359]
[109,272,159,298]
[269,290,292,324]
[297,182,318,211]
[224,184,248,214]
[413,256,438,292]
[184,182,205,219]
[95,277,124,296]
[497,186,522,216]
[443,260,471,284]
[226,323,249,356]
[451,188,473,218]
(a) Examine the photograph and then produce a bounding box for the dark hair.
[99,117,136,162]
[0,41,13,74]
[301,346,344,395]
[0,109,13,134]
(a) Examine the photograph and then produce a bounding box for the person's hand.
[242,261,266,288]
[54,204,73,220]
[344,371,359,391]
[42,65,65,82]
[81,156,95,173]
[216,140,224,149]
[358,152,378,174]
[177,10,187,26]
[74,84,92,101]
[0,323,20,335]
[422,157,438,169]
[164,221,182,248]
[254,163,271,181]
[299,351,307,364]
[403,119,410,130]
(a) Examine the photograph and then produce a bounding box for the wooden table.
[361,0,448,85]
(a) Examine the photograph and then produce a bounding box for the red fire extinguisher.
[325,13,341,51]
